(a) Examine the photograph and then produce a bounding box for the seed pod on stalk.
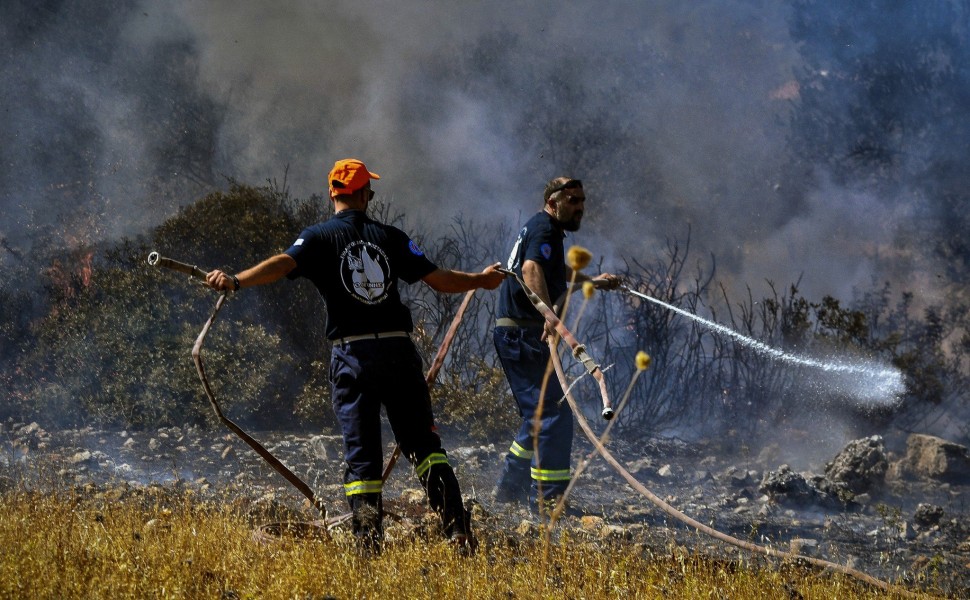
[567,245,592,271]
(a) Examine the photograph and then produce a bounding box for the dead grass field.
[0,486,933,600]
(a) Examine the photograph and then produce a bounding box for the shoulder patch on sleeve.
[540,243,552,260]
[408,240,424,256]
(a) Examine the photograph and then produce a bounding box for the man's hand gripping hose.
[148,251,328,521]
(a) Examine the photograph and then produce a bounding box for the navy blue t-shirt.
[496,211,567,321]
[284,210,437,340]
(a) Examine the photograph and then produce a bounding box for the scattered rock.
[692,470,714,484]
[729,469,754,488]
[580,515,605,532]
[627,458,654,474]
[914,503,945,527]
[895,434,970,483]
[790,538,819,556]
[759,465,842,509]
[308,435,342,462]
[69,450,94,465]
[824,435,888,494]
[602,524,632,541]
[14,422,49,449]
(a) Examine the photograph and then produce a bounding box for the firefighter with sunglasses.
[492,177,621,511]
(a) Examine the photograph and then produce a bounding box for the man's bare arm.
[522,259,559,340]
[206,253,297,291]
[567,267,622,291]
[422,263,504,293]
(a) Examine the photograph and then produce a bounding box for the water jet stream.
[621,286,905,403]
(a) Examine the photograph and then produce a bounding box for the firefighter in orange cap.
[207,158,503,553]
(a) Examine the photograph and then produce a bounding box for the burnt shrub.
[432,358,518,442]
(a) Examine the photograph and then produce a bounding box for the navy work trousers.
[493,326,573,501]
[330,337,466,540]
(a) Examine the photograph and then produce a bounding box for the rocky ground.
[2,419,969,597]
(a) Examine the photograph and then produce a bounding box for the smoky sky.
[2,0,968,304]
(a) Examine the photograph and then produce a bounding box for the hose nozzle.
[147,251,209,281]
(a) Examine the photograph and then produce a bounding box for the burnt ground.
[2,421,969,597]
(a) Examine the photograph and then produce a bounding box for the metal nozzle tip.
[601,407,615,421]
[147,251,159,266]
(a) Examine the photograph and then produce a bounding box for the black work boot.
[349,493,383,556]
[444,505,478,556]
[492,456,531,504]
[421,463,477,555]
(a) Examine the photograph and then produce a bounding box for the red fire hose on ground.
[148,252,328,521]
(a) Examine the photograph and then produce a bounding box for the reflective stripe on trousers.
[493,326,573,499]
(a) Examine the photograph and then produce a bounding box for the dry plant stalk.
[546,345,924,599]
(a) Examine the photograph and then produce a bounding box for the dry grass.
[0,486,925,600]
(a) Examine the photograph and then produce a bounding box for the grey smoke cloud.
[1,0,961,305]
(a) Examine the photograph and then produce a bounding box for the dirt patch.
[2,421,968,596]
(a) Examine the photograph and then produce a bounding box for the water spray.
[620,285,905,404]
[531,278,916,596]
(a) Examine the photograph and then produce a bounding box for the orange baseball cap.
[328,158,380,197]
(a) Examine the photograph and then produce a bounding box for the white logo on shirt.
[507,226,527,270]
[340,240,392,304]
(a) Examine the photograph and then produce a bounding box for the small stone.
[790,538,819,555]
[580,515,605,531]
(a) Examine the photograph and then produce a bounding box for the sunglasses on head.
[547,179,585,204]
[548,179,583,195]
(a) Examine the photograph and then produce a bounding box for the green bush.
[8,184,328,430]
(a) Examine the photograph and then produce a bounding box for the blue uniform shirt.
[285,210,437,340]
[496,211,566,320]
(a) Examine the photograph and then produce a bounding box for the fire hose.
[149,251,480,529]
[381,288,478,482]
[549,346,917,597]
[499,266,915,597]
[496,267,614,420]
[147,252,327,518]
